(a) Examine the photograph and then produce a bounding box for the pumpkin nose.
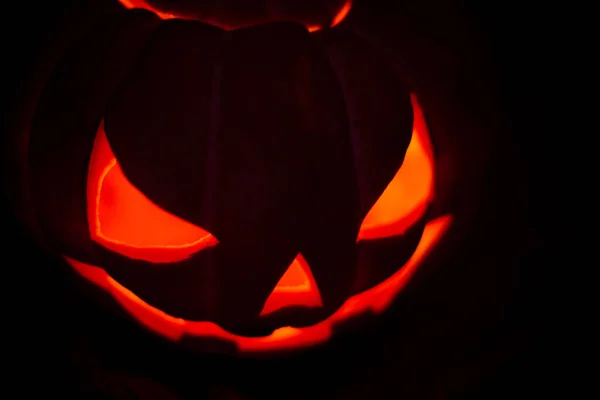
[259,253,322,317]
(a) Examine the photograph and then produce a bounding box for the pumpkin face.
[23,0,455,355]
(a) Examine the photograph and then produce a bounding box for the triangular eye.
[87,121,218,263]
[260,253,322,316]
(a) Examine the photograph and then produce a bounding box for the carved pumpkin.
[12,0,463,356]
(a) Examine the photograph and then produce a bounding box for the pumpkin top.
[120,0,353,31]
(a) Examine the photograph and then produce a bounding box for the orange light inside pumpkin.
[119,0,178,20]
[89,94,433,259]
[87,121,218,263]
[260,253,322,316]
[118,0,353,32]
[66,94,451,353]
[65,215,451,351]
[357,94,435,241]
[331,1,352,27]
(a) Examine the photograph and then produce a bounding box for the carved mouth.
[65,215,451,353]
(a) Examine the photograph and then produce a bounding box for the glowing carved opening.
[65,215,452,352]
[118,0,352,32]
[65,92,450,353]
[357,94,435,241]
[87,121,218,263]
[331,1,352,28]
[260,253,322,316]
[119,0,178,20]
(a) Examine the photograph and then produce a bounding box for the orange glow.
[357,94,435,241]
[117,0,352,32]
[69,92,447,354]
[119,0,178,20]
[331,1,352,28]
[65,215,452,353]
[260,253,322,316]
[87,122,218,263]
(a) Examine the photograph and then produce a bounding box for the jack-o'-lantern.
[11,0,464,356]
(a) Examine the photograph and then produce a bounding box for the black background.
[2,0,560,398]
